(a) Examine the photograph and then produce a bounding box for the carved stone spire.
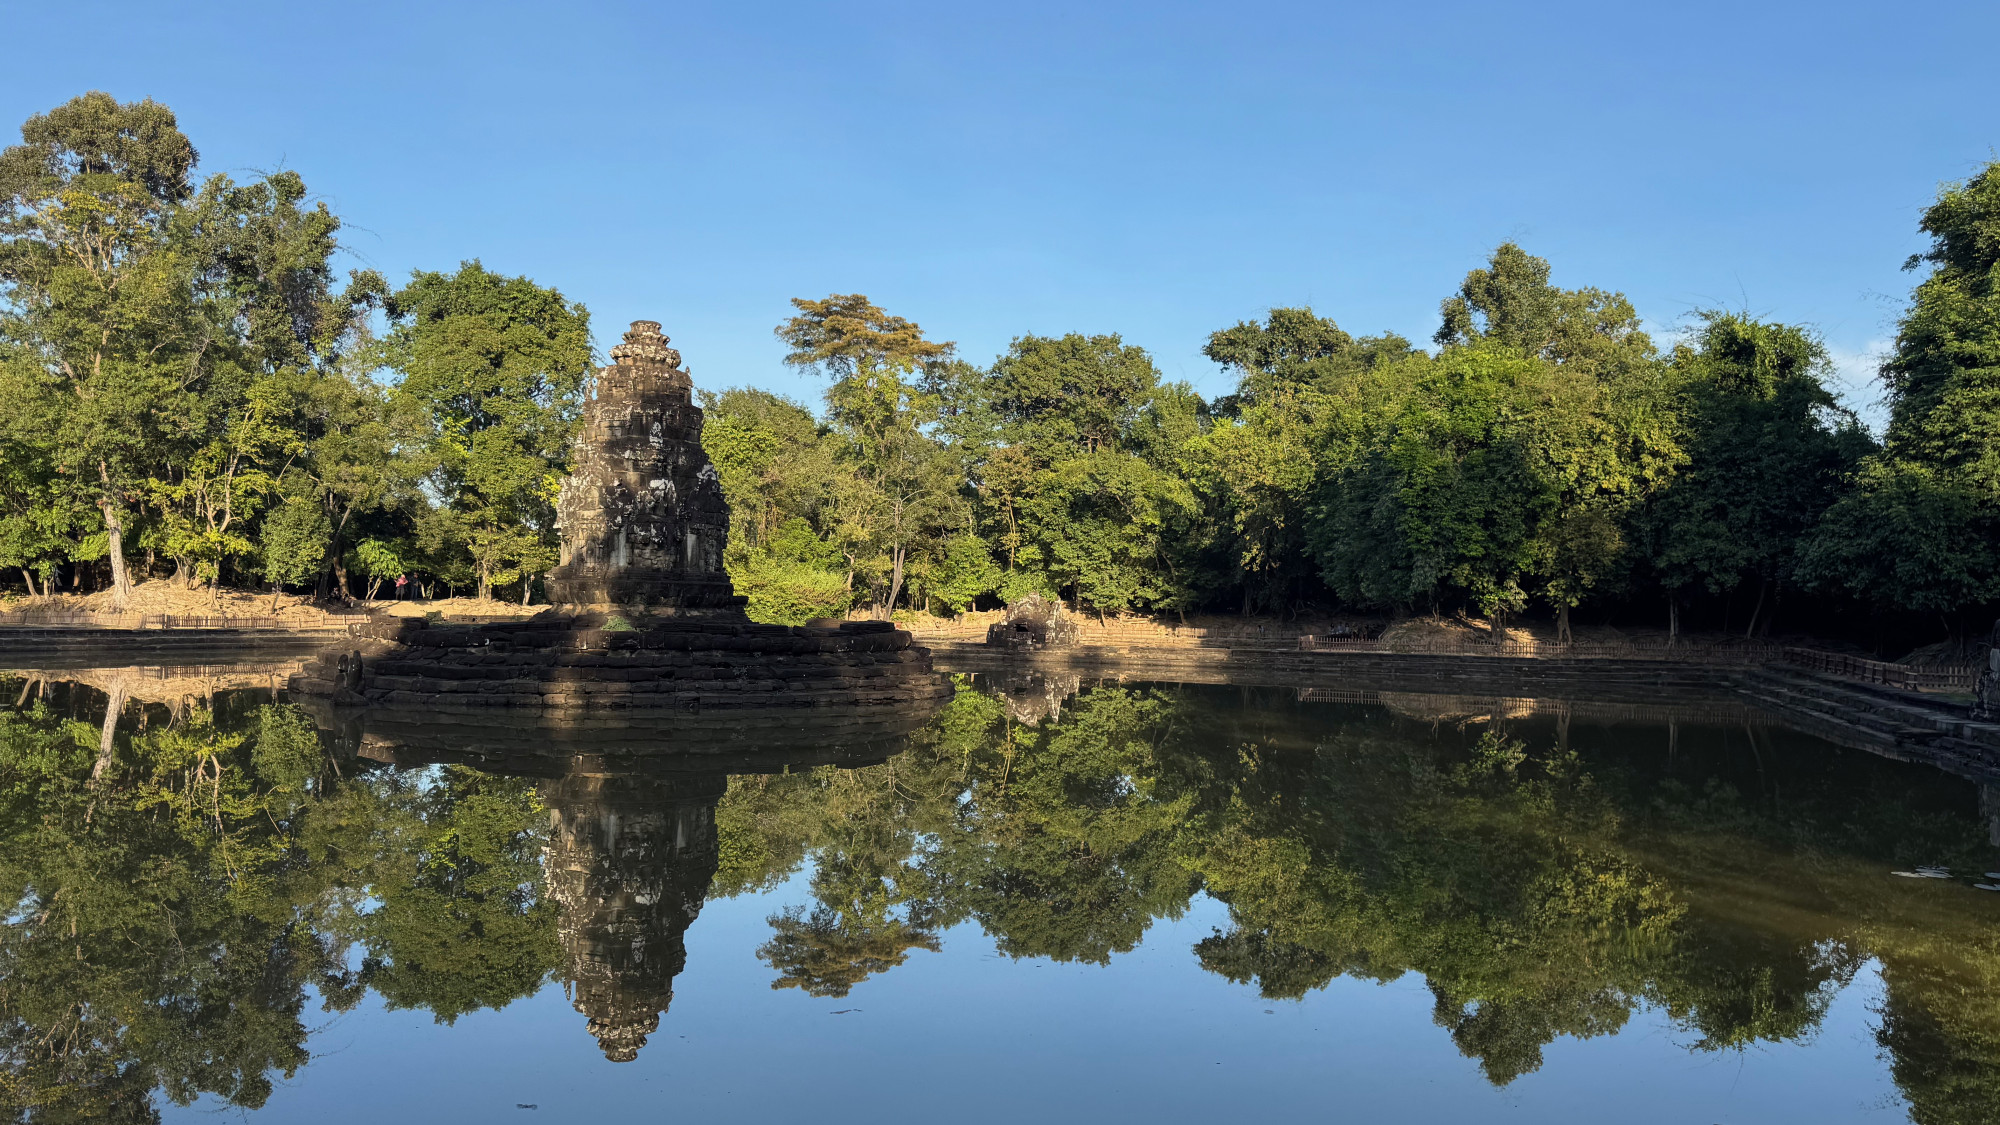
[608,320,684,372]
[544,320,744,614]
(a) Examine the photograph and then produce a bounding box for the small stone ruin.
[984,594,1079,650]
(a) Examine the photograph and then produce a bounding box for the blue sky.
[9,1,1996,420]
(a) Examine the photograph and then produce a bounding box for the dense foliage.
[0,95,584,607]
[5,91,2000,642]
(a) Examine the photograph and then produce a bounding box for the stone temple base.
[292,615,952,711]
[542,570,747,615]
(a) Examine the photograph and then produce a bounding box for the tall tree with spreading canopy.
[0,93,382,604]
[0,92,199,608]
[1197,308,1415,613]
[776,294,966,616]
[985,332,1204,615]
[1643,313,1872,636]
[385,261,590,601]
[1307,245,1678,635]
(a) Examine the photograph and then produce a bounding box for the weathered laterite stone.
[545,321,741,614]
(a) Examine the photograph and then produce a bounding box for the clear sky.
[8,1,1996,420]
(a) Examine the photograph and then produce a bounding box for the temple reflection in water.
[317,701,929,1061]
[547,767,720,1060]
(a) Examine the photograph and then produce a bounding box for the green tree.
[0,418,91,596]
[775,293,952,377]
[1798,461,1998,616]
[0,93,382,604]
[777,294,968,615]
[1196,309,1416,612]
[1800,162,2000,624]
[1643,313,1873,634]
[385,261,590,600]
[142,169,382,590]
[258,492,330,610]
[293,353,417,600]
[346,536,409,600]
[926,532,1002,613]
[986,333,1203,615]
[1879,161,2000,493]
[1309,246,1677,634]
[702,388,855,622]
[0,93,201,607]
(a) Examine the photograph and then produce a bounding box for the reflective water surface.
[3,665,1999,1123]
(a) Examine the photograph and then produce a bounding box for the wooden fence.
[0,610,367,633]
[1781,647,1978,692]
[1298,634,1789,663]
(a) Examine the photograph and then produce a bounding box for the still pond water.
[3,665,1998,1123]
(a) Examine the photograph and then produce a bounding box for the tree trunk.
[1668,597,1679,648]
[521,577,533,606]
[1744,578,1768,639]
[20,568,36,598]
[96,497,133,611]
[477,563,492,602]
[91,680,128,782]
[884,546,906,620]
[1557,603,1573,645]
[330,554,354,604]
[327,504,355,602]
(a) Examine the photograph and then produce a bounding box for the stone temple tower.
[544,321,745,613]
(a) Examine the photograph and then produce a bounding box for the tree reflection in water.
[3,672,2000,1122]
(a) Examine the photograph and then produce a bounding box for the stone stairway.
[1730,665,2000,781]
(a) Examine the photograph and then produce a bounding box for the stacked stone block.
[294,616,952,711]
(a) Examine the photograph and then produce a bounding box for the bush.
[733,553,854,625]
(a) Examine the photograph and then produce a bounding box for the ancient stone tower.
[544,321,744,613]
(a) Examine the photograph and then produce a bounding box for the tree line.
[5,91,1998,644]
[722,184,1998,645]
